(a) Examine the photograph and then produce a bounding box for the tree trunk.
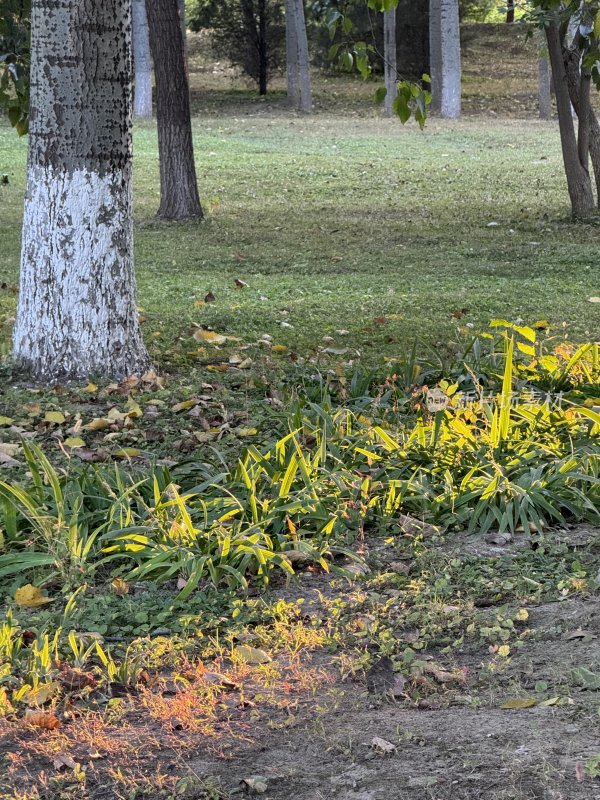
[545,22,595,216]
[429,0,461,118]
[178,0,188,69]
[285,0,312,112]
[133,0,153,118]
[383,6,398,118]
[294,0,312,113]
[506,0,514,24]
[285,0,299,108]
[538,55,551,120]
[13,0,150,382]
[564,41,600,207]
[146,0,203,220]
[258,0,268,95]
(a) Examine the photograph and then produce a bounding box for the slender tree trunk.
[545,22,595,216]
[258,0,268,95]
[13,0,150,382]
[146,0,203,220]
[294,0,312,113]
[564,41,600,206]
[429,0,461,118]
[285,0,312,112]
[506,0,514,24]
[133,0,153,118]
[538,55,551,120]
[383,6,397,117]
[285,0,299,108]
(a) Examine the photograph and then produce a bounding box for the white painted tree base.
[14,163,149,381]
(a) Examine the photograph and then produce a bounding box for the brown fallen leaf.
[235,279,248,288]
[23,709,60,730]
[52,752,79,771]
[575,761,586,783]
[371,736,397,754]
[204,291,216,303]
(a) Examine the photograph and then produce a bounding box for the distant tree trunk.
[285,0,312,112]
[383,6,397,117]
[506,0,514,24]
[14,0,150,382]
[146,0,203,220]
[258,0,268,95]
[429,0,461,118]
[285,0,299,108]
[564,38,600,207]
[133,0,153,118]
[538,55,551,120]
[178,0,188,67]
[545,21,595,216]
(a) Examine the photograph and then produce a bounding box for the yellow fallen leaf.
[515,608,529,621]
[113,448,142,459]
[207,364,229,372]
[64,437,85,449]
[83,383,98,392]
[84,418,112,431]
[15,585,53,609]
[111,578,129,596]
[106,407,128,422]
[272,344,287,353]
[237,428,258,437]
[0,530,4,550]
[500,698,537,709]
[172,399,197,413]
[125,398,143,418]
[0,416,14,426]
[498,644,511,657]
[234,645,272,665]
[44,411,65,424]
[193,330,227,345]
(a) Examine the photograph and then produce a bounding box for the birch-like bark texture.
[429,0,461,118]
[13,0,150,382]
[146,0,203,220]
[133,0,153,118]
[383,7,397,118]
[285,0,312,113]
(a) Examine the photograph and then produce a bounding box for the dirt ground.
[1,527,600,800]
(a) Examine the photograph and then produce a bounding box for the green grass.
[1,115,599,380]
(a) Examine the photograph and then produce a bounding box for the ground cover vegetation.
[0,15,599,800]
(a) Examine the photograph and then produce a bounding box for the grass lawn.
[0,24,600,800]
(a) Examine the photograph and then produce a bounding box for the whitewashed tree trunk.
[383,7,397,117]
[14,0,150,382]
[429,0,461,118]
[133,0,153,118]
[285,0,312,113]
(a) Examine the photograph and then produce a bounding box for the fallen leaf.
[234,645,271,665]
[113,448,142,459]
[575,761,586,782]
[111,578,129,596]
[235,279,248,288]
[193,329,227,345]
[84,418,112,432]
[241,776,268,794]
[172,399,198,413]
[23,709,60,730]
[571,666,600,690]
[371,736,397,754]
[237,428,257,437]
[64,437,85,449]
[272,344,287,353]
[44,411,65,424]
[15,585,52,609]
[52,752,78,771]
[564,629,596,641]
[500,698,537,709]
[0,416,14,426]
[588,297,600,303]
